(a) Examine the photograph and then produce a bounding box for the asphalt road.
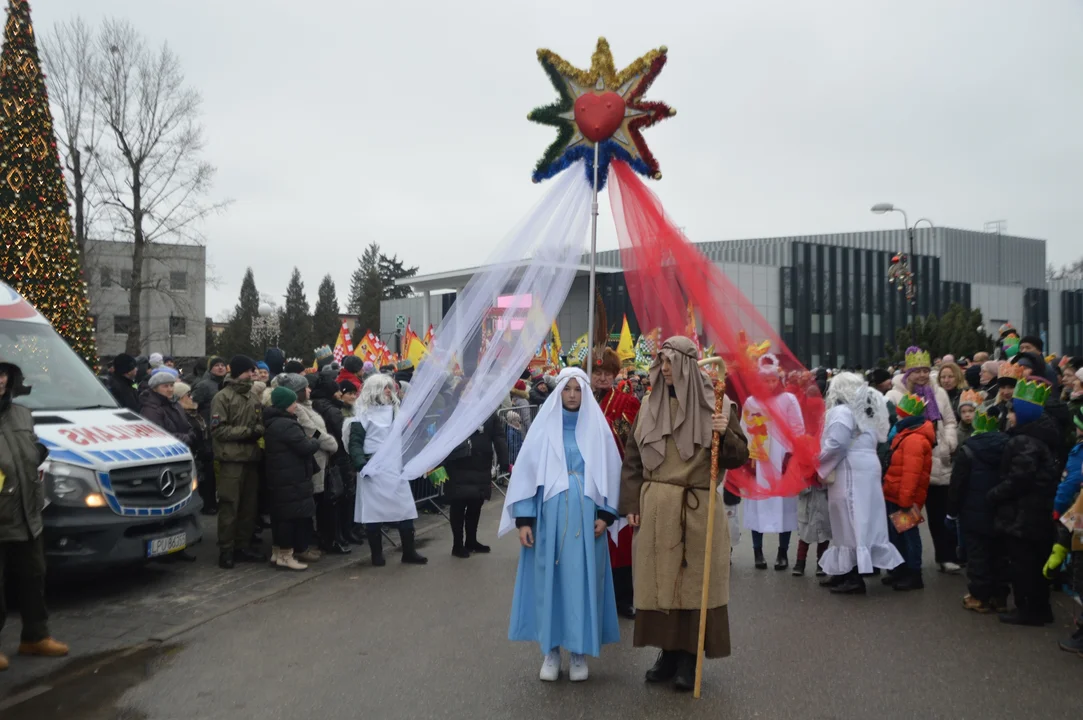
[12,503,1082,720]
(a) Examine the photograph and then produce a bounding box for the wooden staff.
[694,355,727,699]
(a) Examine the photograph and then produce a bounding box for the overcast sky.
[34,0,1083,317]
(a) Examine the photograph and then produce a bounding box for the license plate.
[147,532,187,558]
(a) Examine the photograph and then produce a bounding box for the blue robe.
[509,408,621,656]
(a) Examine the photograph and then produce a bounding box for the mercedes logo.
[158,469,177,498]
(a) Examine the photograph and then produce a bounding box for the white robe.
[741,392,803,534]
[354,405,418,525]
[817,405,903,575]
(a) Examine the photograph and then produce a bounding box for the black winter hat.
[338,380,360,395]
[1012,351,1046,376]
[229,355,258,379]
[113,353,138,375]
[342,355,364,374]
[284,360,306,374]
[208,356,226,370]
[867,368,891,387]
[1019,335,1044,352]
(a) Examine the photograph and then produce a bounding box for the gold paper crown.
[998,362,1026,381]
[904,347,931,370]
[959,389,984,408]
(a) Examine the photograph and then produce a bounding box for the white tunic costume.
[817,394,903,575]
[741,392,804,533]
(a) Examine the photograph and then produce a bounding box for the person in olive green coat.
[0,362,69,671]
[210,356,265,569]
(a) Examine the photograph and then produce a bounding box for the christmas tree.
[0,0,96,366]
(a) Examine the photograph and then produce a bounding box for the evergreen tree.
[883,303,993,364]
[349,242,382,333]
[204,317,218,357]
[378,252,418,300]
[218,268,260,358]
[312,274,341,348]
[279,267,313,361]
[0,0,96,366]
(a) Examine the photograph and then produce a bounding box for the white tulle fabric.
[360,170,592,500]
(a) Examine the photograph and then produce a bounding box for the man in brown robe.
[619,336,749,692]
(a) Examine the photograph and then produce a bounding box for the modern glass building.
[385,227,1078,368]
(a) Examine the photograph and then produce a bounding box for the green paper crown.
[972,408,999,436]
[1013,377,1051,407]
[896,393,927,418]
[1002,336,1020,359]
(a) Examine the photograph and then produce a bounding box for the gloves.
[1043,544,1069,579]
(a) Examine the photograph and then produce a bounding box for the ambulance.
[0,281,203,572]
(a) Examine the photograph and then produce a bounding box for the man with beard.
[590,347,641,619]
[620,337,749,691]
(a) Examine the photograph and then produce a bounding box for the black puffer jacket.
[442,414,509,503]
[311,385,352,489]
[989,414,1060,542]
[263,405,319,520]
[139,390,196,445]
[948,431,1008,536]
[106,372,140,413]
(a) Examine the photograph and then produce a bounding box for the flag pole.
[585,141,600,372]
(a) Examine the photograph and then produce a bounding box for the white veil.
[360,170,592,495]
[498,367,623,540]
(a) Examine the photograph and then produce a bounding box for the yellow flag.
[550,321,563,367]
[405,329,428,367]
[568,333,589,365]
[616,315,635,364]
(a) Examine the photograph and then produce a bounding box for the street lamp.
[872,203,934,345]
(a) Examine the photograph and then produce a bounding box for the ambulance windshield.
[0,319,118,411]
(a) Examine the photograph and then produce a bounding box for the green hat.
[896,393,926,419]
[270,386,297,410]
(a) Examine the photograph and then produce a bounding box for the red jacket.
[883,419,935,510]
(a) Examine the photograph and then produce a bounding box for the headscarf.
[498,367,622,539]
[634,336,714,472]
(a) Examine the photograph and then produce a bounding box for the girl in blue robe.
[501,368,622,682]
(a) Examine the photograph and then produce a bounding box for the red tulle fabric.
[608,160,820,499]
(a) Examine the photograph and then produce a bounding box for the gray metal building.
[384,227,1068,368]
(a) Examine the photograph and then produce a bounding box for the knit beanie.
[271,386,297,410]
[343,355,364,375]
[229,355,257,379]
[113,353,138,375]
[149,352,164,368]
[173,382,192,402]
[148,371,177,389]
[278,372,309,394]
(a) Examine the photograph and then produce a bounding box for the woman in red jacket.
[882,394,936,591]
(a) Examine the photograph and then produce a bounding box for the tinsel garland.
[527,57,576,179]
[535,37,666,90]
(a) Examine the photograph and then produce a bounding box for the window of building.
[170,271,188,291]
[119,270,133,290]
[169,316,187,336]
[100,267,113,288]
[113,315,131,335]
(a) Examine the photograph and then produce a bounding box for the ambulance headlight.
[41,461,101,508]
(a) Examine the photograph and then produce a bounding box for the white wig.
[826,371,890,442]
[358,372,399,413]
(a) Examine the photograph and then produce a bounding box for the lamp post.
[872,203,934,345]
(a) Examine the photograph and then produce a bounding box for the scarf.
[904,371,942,422]
[634,336,714,472]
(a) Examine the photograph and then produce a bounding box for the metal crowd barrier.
[493,404,540,497]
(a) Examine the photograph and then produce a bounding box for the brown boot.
[18,638,70,657]
[0,652,8,671]
[294,548,321,563]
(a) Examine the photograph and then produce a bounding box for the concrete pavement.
[6,500,1079,720]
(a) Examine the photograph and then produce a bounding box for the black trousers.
[315,492,344,547]
[0,535,50,643]
[963,530,1009,603]
[198,458,217,509]
[271,517,310,551]
[924,485,957,564]
[1005,537,1051,617]
[449,499,483,548]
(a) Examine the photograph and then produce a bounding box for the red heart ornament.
[574,92,626,143]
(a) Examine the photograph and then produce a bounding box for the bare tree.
[40,16,104,260]
[93,19,227,355]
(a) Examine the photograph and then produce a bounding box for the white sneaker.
[539,649,561,681]
[940,562,962,574]
[569,653,588,682]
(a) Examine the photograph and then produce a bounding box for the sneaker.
[18,638,69,657]
[540,649,561,682]
[962,594,993,613]
[939,562,962,574]
[569,653,589,682]
[1058,627,1083,655]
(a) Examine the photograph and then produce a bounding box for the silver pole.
[585,141,600,372]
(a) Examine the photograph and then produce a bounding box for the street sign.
[396,315,406,330]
